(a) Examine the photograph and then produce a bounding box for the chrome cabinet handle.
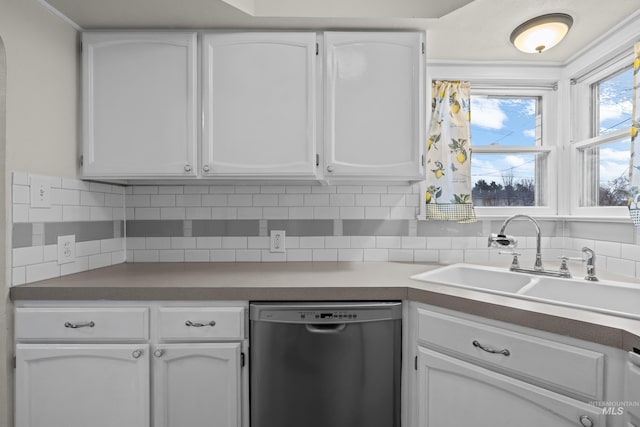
[472,340,510,356]
[153,349,164,358]
[132,349,143,359]
[184,164,192,172]
[202,164,210,172]
[64,321,95,329]
[326,165,335,172]
[185,320,216,328]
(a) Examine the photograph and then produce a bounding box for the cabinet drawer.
[15,307,149,341]
[157,307,245,341]
[627,352,640,420]
[416,308,604,400]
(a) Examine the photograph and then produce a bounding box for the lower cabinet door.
[417,346,604,427]
[152,343,242,427]
[15,343,150,427]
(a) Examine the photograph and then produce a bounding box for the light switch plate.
[30,176,51,208]
[57,235,76,264]
[270,230,286,253]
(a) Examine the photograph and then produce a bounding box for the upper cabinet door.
[324,32,425,180]
[82,32,198,178]
[202,32,318,178]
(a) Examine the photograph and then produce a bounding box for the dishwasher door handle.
[305,323,347,334]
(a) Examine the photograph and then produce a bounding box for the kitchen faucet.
[582,247,598,281]
[488,214,570,278]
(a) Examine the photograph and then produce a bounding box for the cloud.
[471,98,507,130]
[522,129,536,138]
[599,100,633,123]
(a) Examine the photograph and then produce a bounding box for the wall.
[0,33,8,427]
[0,1,80,425]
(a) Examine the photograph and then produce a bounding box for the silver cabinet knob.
[327,165,335,173]
[202,164,210,173]
[579,415,594,427]
[184,164,192,172]
[153,349,164,358]
[132,349,143,359]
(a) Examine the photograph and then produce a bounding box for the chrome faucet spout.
[582,247,598,281]
[499,214,543,271]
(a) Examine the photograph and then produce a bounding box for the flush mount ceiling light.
[510,13,573,54]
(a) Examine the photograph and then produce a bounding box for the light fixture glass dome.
[510,13,573,54]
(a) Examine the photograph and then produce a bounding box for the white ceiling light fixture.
[510,13,574,54]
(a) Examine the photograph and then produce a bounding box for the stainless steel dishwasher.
[250,301,402,427]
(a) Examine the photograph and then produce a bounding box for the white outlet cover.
[30,176,51,208]
[270,230,286,253]
[57,235,76,264]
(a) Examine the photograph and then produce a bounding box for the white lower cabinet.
[152,343,241,427]
[15,344,150,427]
[417,346,604,427]
[626,352,640,427]
[14,303,246,427]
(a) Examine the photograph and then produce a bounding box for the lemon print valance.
[629,42,640,228]
[425,81,476,223]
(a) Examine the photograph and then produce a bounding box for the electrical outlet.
[30,176,51,208]
[270,230,286,253]
[57,235,76,264]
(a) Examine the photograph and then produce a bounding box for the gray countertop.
[10,262,640,352]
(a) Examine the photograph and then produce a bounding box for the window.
[469,89,556,214]
[572,62,633,214]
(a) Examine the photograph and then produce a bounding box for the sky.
[469,65,634,193]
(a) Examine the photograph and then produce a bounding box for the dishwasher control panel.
[250,302,402,324]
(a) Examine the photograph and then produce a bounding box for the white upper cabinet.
[82,32,198,178]
[202,32,319,179]
[324,32,425,180]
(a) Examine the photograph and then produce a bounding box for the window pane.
[595,66,634,136]
[470,96,540,147]
[579,138,630,206]
[471,153,547,206]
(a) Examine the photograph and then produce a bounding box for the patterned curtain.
[629,43,640,228]
[425,81,476,222]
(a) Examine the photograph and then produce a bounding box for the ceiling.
[42,0,640,63]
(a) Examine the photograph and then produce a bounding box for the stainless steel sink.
[411,263,640,320]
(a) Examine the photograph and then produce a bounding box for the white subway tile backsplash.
[77,241,101,257]
[338,249,364,261]
[253,195,278,206]
[238,207,263,219]
[236,250,261,262]
[222,237,247,249]
[356,194,380,206]
[211,208,237,219]
[300,237,324,249]
[350,236,376,249]
[330,194,355,206]
[90,206,113,221]
[285,236,300,249]
[390,207,416,220]
[427,237,453,250]
[13,185,30,204]
[133,250,160,262]
[402,236,426,249]
[311,185,337,194]
[63,206,91,221]
[389,249,413,262]
[146,237,171,250]
[185,250,210,262]
[287,249,312,262]
[80,191,105,207]
[312,249,338,261]
[439,250,465,264]
[365,207,390,219]
[26,262,60,282]
[89,253,113,269]
[135,208,161,220]
[210,249,236,262]
[278,194,304,207]
[325,236,350,249]
[133,186,159,195]
[606,257,636,278]
[622,244,640,261]
[150,195,176,207]
[339,207,365,219]
[158,250,185,262]
[364,249,389,261]
[13,246,44,267]
[289,207,314,219]
[376,236,402,249]
[171,237,197,249]
[159,186,184,194]
[13,205,29,223]
[43,245,57,263]
[29,206,63,222]
[286,186,311,194]
[381,194,404,206]
[186,208,212,220]
[12,267,26,286]
[464,249,490,264]
[176,195,202,207]
[263,207,289,219]
[594,240,621,258]
[414,250,439,263]
[13,172,29,185]
[314,207,339,219]
[304,194,329,206]
[101,238,125,253]
[196,237,222,249]
[126,194,151,207]
[248,237,269,249]
[184,186,209,194]
[362,186,387,194]
[161,208,186,220]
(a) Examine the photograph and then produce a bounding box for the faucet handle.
[499,250,521,270]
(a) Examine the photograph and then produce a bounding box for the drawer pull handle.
[185,320,216,328]
[154,349,164,358]
[64,321,95,329]
[132,349,143,359]
[472,340,510,356]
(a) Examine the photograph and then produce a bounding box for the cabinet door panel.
[16,344,149,427]
[325,32,424,179]
[417,346,603,427]
[83,32,197,178]
[203,33,317,178]
[153,343,242,427]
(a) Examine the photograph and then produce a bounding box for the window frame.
[469,86,558,217]
[569,55,633,218]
